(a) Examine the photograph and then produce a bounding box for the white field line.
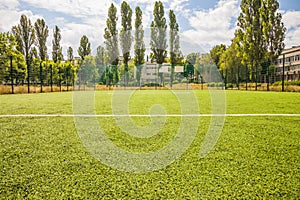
[0,114,300,118]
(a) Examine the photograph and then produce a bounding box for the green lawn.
[0,90,300,199]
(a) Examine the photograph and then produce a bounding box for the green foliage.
[0,32,26,83]
[78,56,98,86]
[150,1,168,64]
[34,18,49,61]
[134,6,146,85]
[52,25,63,63]
[210,44,226,67]
[260,0,286,63]
[104,3,119,66]
[120,1,133,86]
[67,46,73,62]
[78,35,91,61]
[169,10,181,65]
[273,81,300,86]
[11,14,35,74]
[169,10,181,88]
[120,1,132,65]
[186,53,198,65]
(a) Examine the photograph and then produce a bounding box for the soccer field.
[0,90,300,198]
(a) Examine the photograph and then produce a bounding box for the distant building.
[140,62,172,83]
[276,45,300,81]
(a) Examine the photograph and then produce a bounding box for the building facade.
[276,45,300,82]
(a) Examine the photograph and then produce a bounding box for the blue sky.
[1,0,300,57]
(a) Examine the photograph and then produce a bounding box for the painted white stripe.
[0,114,300,118]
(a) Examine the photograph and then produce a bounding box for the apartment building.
[276,45,300,81]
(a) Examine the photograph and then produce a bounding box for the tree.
[78,35,91,60]
[260,0,286,64]
[210,44,226,68]
[260,0,286,90]
[104,3,119,86]
[12,14,35,92]
[186,53,198,65]
[95,45,106,83]
[0,32,26,84]
[237,0,265,90]
[169,10,181,88]
[67,46,74,61]
[120,1,132,86]
[150,1,167,65]
[52,25,63,63]
[34,18,49,61]
[134,6,146,86]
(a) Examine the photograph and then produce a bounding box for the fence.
[0,58,75,95]
[1,58,299,94]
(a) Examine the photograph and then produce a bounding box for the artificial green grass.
[0,90,299,199]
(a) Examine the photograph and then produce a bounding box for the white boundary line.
[0,114,300,118]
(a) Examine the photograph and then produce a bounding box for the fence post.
[10,55,14,94]
[282,54,285,92]
[40,62,43,93]
[66,66,69,92]
[267,64,270,91]
[27,59,30,93]
[255,63,258,91]
[237,65,240,90]
[246,65,248,91]
[50,64,53,92]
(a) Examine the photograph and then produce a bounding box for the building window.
[295,55,300,61]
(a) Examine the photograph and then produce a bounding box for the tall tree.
[12,14,35,93]
[78,35,91,60]
[104,3,119,86]
[34,18,49,61]
[169,9,181,88]
[0,32,26,83]
[260,0,286,90]
[237,0,265,90]
[134,6,146,86]
[260,0,286,64]
[52,25,63,63]
[210,44,227,68]
[150,1,167,65]
[120,1,132,86]
[67,46,74,61]
[95,46,105,66]
[186,53,198,65]
[95,45,106,82]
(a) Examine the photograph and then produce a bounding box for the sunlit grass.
[0,90,299,198]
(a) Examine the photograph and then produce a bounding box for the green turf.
[0,90,300,199]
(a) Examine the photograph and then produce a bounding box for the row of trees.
[102,1,183,87]
[1,1,183,89]
[209,0,286,90]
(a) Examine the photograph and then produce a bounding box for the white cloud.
[181,0,239,53]
[282,11,300,48]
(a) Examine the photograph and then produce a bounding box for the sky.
[1,0,300,58]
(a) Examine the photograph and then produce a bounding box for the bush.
[273,81,300,86]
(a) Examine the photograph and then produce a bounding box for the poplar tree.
[67,47,74,61]
[104,3,119,86]
[237,0,265,90]
[52,25,63,63]
[34,18,49,61]
[78,35,91,60]
[134,6,146,86]
[150,1,167,65]
[12,14,35,93]
[169,10,181,88]
[120,1,132,86]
